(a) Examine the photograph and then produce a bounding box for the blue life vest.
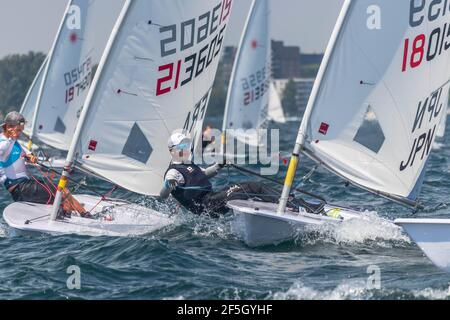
[0,139,22,169]
[0,138,29,189]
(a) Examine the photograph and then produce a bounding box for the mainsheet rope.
[30,161,120,214]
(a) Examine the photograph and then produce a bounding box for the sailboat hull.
[395,219,450,272]
[228,200,362,247]
[3,195,174,237]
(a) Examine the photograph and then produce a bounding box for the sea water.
[1,116,450,300]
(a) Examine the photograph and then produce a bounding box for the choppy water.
[1,116,450,300]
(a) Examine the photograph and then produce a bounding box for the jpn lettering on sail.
[20,58,47,137]
[77,0,233,196]
[34,0,115,151]
[222,0,270,147]
[301,0,450,205]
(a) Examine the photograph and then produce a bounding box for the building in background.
[300,53,324,66]
[273,78,314,117]
[217,46,238,88]
[271,40,301,79]
[214,43,320,118]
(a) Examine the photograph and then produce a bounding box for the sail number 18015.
[402,0,450,72]
[402,24,450,72]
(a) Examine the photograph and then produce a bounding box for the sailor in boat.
[0,111,86,215]
[160,132,319,216]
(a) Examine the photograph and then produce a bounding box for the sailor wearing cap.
[160,131,290,217]
[0,111,36,192]
[160,132,224,215]
[0,111,86,215]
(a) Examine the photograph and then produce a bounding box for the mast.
[29,0,73,150]
[50,0,133,221]
[277,0,353,214]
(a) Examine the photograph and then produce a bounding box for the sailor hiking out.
[0,111,86,215]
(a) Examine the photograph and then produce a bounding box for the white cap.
[168,132,191,150]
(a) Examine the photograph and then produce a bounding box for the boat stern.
[395,218,450,272]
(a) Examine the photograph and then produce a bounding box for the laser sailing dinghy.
[229,0,450,246]
[4,0,234,237]
[204,0,284,161]
[19,0,121,169]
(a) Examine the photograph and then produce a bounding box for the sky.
[0,0,344,58]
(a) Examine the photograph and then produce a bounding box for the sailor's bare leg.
[61,189,87,215]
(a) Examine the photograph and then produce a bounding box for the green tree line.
[0,51,317,127]
[0,51,46,118]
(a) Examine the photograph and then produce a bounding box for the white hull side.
[3,194,174,237]
[395,219,450,272]
[228,200,362,247]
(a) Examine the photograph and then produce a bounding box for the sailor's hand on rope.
[24,154,38,164]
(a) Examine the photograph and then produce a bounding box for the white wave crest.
[0,224,6,238]
[273,281,450,300]
[432,142,444,151]
[163,295,185,300]
[273,280,372,300]
[411,286,450,300]
[178,212,238,241]
[299,211,410,246]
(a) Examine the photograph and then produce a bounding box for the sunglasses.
[172,142,191,150]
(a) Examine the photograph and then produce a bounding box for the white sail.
[222,0,270,146]
[20,58,48,137]
[436,95,449,138]
[299,0,450,206]
[32,0,120,151]
[268,82,286,123]
[73,0,233,196]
